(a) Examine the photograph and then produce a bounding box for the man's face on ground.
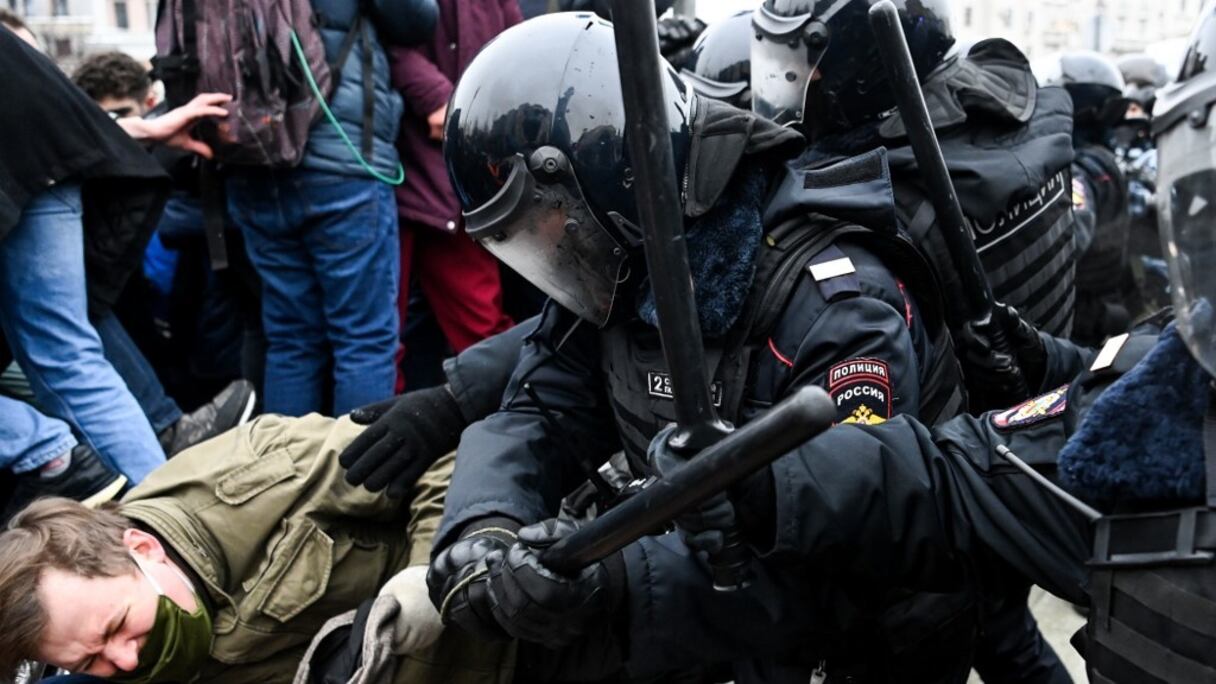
[36,567,158,676]
[34,530,199,677]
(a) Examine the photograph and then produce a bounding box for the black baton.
[868,0,1025,396]
[541,387,836,572]
[606,0,749,590]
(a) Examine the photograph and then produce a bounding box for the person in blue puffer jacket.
[226,0,437,417]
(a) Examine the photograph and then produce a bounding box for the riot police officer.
[427,11,979,683]
[749,1,1077,680]
[1039,51,1135,347]
[471,8,1216,681]
[679,10,754,110]
[752,0,1079,414]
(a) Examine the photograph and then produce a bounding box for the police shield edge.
[867,0,1028,396]
[537,0,837,587]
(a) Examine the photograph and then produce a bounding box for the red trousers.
[397,223,514,356]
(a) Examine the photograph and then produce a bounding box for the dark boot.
[158,379,257,456]
[2,443,127,522]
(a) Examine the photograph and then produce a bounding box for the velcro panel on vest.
[806,245,860,302]
[1086,564,1216,684]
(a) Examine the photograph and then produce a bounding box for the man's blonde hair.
[0,498,134,679]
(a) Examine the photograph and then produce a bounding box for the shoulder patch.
[992,385,1069,430]
[828,358,892,424]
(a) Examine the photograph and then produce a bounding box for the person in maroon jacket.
[389,0,519,380]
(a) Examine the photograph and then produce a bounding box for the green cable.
[290,29,405,185]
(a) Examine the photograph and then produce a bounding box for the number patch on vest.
[992,385,1069,430]
[827,358,892,425]
[648,371,724,407]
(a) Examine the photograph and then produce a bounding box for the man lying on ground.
[0,323,531,684]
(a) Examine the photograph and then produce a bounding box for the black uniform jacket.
[601,331,1122,684]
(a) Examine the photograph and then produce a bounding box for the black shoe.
[2,443,128,522]
[159,379,257,456]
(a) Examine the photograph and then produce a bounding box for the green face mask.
[109,554,214,684]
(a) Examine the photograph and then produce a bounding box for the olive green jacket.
[121,414,512,684]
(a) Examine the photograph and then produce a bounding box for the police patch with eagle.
[827,358,893,425]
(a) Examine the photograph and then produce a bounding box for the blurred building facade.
[6,0,154,70]
[954,0,1204,60]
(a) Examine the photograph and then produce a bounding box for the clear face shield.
[1158,106,1216,377]
[464,149,629,328]
[751,6,830,127]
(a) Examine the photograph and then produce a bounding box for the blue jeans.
[93,310,182,434]
[0,185,165,482]
[0,395,76,473]
[227,169,399,415]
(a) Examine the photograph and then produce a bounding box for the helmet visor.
[751,7,830,126]
[465,156,627,328]
[1159,117,1216,375]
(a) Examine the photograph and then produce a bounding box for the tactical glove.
[339,385,465,499]
[426,519,518,642]
[646,425,738,554]
[486,518,625,650]
[960,303,1048,413]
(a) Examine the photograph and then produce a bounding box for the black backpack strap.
[150,0,200,106]
[712,218,850,423]
[199,161,229,270]
[360,22,374,157]
[330,14,362,75]
[326,14,376,158]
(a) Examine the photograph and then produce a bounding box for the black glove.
[426,519,518,642]
[339,385,465,498]
[646,425,738,554]
[960,303,1048,413]
[486,518,625,649]
[657,16,707,70]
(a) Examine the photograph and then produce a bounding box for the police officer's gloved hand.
[646,425,737,554]
[656,16,707,70]
[427,518,519,641]
[645,425,776,554]
[960,304,1047,413]
[339,384,465,499]
[485,518,625,649]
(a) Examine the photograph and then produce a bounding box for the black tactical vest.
[1077,377,1216,683]
[600,214,966,471]
[1049,330,1216,683]
[885,41,1080,338]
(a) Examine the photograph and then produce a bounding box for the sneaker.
[158,379,257,456]
[2,443,128,522]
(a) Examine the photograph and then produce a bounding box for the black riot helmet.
[444,12,695,327]
[680,10,753,109]
[1154,2,1216,378]
[1038,51,1130,129]
[751,0,954,133]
